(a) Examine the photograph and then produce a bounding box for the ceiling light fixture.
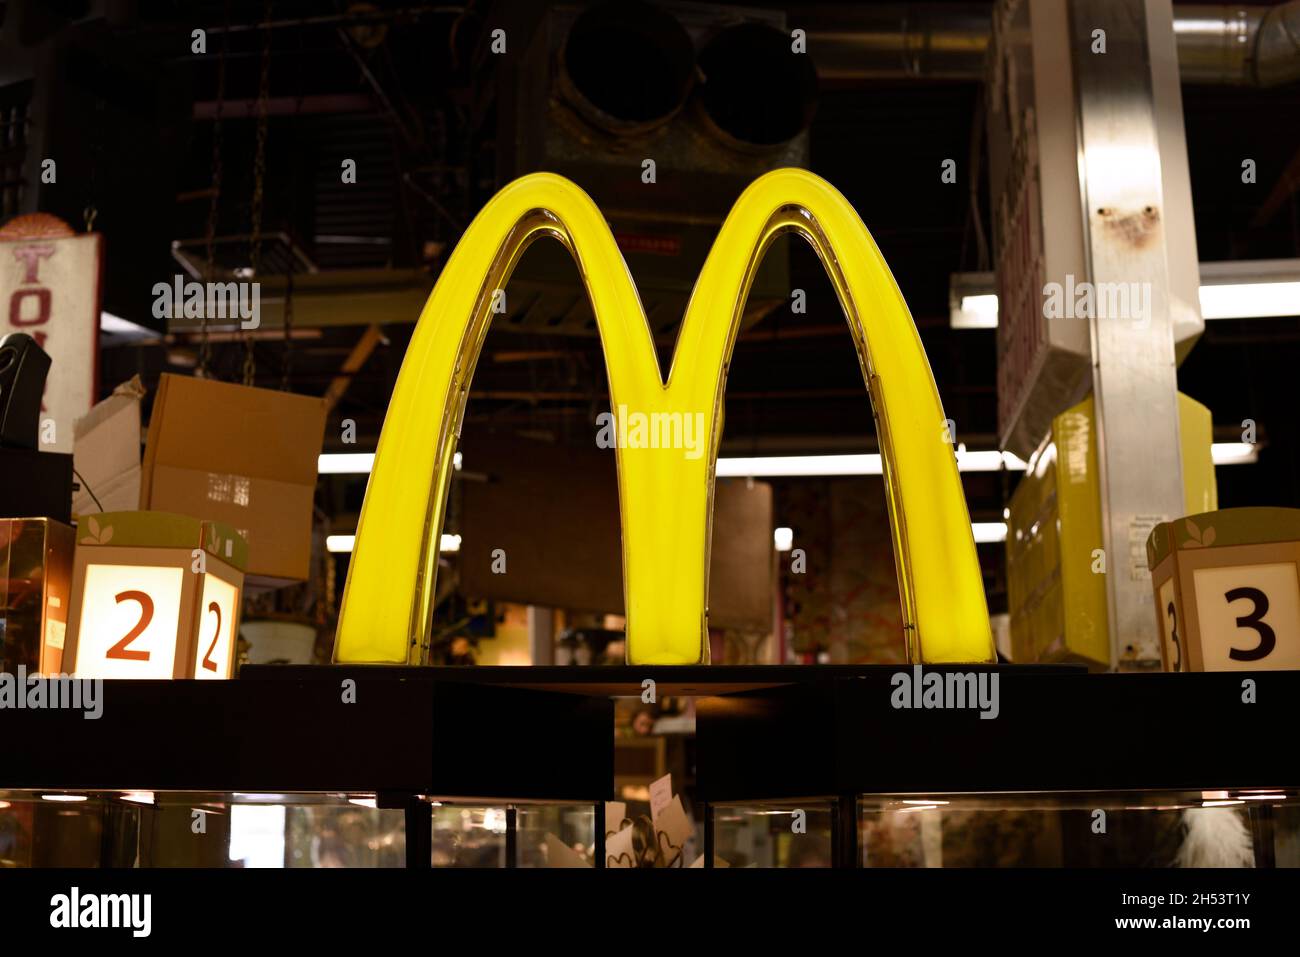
[951,259,1300,328]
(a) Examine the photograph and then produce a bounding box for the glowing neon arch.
[333,169,994,666]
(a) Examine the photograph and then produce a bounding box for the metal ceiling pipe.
[803,3,993,81]
[1241,1,1300,86]
[1174,5,1261,82]
[803,2,1300,86]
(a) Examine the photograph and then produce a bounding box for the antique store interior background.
[6,0,1298,664]
[2,0,1300,866]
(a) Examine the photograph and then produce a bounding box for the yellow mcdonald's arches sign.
[333,168,995,666]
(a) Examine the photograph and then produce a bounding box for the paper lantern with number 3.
[63,511,247,680]
[1147,508,1300,672]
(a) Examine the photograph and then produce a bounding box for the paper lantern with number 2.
[64,511,247,680]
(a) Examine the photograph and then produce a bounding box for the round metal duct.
[559,0,696,136]
[695,22,819,150]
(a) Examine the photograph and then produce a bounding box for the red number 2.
[107,590,154,661]
[201,601,222,672]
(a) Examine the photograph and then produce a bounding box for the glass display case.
[429,801,596,867]
[696,666,1300,868]
[710,801,834,868]
[0,791,601,868]
[6,665,1297,870]
[706,790,1299,868]
[0,517,73,674]
[0,791,406,868]
[430,803,505,868]
[1,668,612,868]
[857,790,1300,868]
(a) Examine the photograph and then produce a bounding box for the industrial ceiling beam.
[323,324,387,413]
[804,1,1300,86]
[1251,143,1300,227]
[1070,0,1192,670]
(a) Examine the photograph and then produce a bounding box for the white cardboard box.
[72,376,145,514]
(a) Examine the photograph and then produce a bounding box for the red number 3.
[107,590,154,661]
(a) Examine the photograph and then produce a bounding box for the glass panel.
[711,801,834,868]
[515,804,595,867]
[0,791,405,868]
[0,792,603,868]
[281,805,405,868]
[430,804,506,868]
[858,790,1300,868]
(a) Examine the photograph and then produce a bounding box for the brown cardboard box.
[139,374,325,583]
[458,435,774,629]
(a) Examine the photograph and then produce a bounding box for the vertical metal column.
[505,805,518,868]
[701,800,713,868]
[1251,805,1277,869]
[594,801,606,868]
[401,795,431,869]
[833,793,860,868]
[1068,0,1189,669]
[527,605,555,665]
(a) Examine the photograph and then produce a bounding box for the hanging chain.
[200,0,231,380]
[83,98,102,233]
[281,258,294,390]
[244,0,274,387]
[281,16,307,394]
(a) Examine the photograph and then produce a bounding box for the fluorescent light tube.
[318,453,375,474]
[326,533,460,554]
[1199,281,1300,320]
[716,451,1027,477]
[319,451,460,474]
[951,260,1300,327]
[1211,442,1259,465]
